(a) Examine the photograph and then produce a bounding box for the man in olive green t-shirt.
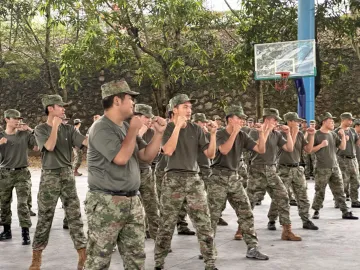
[29,95,88,270]
[85,80,166,270]
[311,112,358,220]
[0,109,37,245]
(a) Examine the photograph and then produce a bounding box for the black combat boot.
[0,224,12,241]
[22,227,31,245]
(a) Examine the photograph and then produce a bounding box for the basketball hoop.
[275,71,290,92]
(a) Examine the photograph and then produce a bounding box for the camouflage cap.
[192,113,208,123]
[309,120,316,124]
[283,112,304,122]
[247,118,254,122]
[74,119,82,124]
[101,79,139,99]
[41,95,68,109]
[318,112,336,123]
[354,119,360,125]
[169,94,196,108]
[340,112,355,120]
[213,115,221,121]
[134,104,154,118]
[224,105,247,119]
[263,108,282,121]
[4,109,23,119]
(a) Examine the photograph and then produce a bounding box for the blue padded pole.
[298,0,315,123]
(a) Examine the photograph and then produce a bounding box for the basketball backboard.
[254,39,316,80]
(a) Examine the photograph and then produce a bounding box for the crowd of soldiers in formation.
[0,78,360,270]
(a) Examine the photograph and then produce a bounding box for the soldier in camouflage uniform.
[311,112,358,220]
[29,95,88,270]
[0,109,37,245]
[134,104,160,239]
[334,113,360,207]
[73,119,83,177]
[154,94,218,270]
[354,119,360,171]
[84,80,166,270]
[208,105,269,260]
[213,115,223,130]
[305,120,316,179]
[247,108,302,241]
[266,112,318,231]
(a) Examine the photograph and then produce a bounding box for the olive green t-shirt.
[356,133,360,163]
[314,130,341,168]
[162,122,209,173]
[87,116,147,192]
[35,123,85,169]
[139,128,154,170]
[0,131,37,168]
[198,132,211,169]
[241,126,251,134]
[249,130,287,165]
[279,131,308,164]
[212,129,257,171]
[334,127,358,157]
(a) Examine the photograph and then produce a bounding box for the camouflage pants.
[268,166,311,223]
[73,147,83,170]
[139,168,160,239]
[207,170,258,248]
[239,161,249,188]
[84,191,145,270]
[154,172,215,268]
[312,167,348,213]
[155,169,190,231]
[28,183,33,210]
[32,167,86,250]
[337,157,360,202]
[247,165,291,225]
[305,153,315,178]
[0,168,32,227]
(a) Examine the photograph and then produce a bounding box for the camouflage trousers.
[0,168,32,227]
[247,165,291,225]
[155,169,189,231]
[139,168,160,239]
[312,167,348,213]
[73,147,83,170]
[305,153,315,178]
[337,156,360,202]
[208,169,258,248]
[268,166,311,223]
[154,172,215,268]
[84,191,145,270]
[239,161,249,188]
[32,167,86,250]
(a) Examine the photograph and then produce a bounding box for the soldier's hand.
[321,140,329,148]
[53,116,63,128]
[175,116,187,128]
[255,124,265,133]
[345,135,350,141]
[281,125,290,134]
[306,127,316,135]
[152,116,167,133]
[129,116,143,130]
[207,120,218,134]
[139,124,148,135]
[338,128,346,138]
[202,125,209,133]
[292,124,299,134]
[232,123,242,135]
[0,137,7,145]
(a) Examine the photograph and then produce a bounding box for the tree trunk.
[255,80,263,120]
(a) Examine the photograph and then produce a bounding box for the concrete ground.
[1,168,360,270]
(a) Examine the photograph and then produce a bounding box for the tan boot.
[77,248,86,270]
[281,224,302,241]
[29,250,42,270]
[234,226,243,240]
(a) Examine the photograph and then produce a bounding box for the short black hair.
[74,123,81,126]
[225,114,234,122]
[102,93,127,110]
[168,111,174,119]
[45,105,55,115]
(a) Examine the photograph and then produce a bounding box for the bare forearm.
[205,133,217,159]
[44,126,59,151]
[304,135,314,153]
[219,132,237,155]
[284,134,294,152]
[339,137,346,150]
[142,132,163,162]
[113,127,138,165]
[312,144,323,153]
[162,126,181,156]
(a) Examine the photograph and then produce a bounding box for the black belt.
[340,156,356,159]
[98,190,139,197]
[1,167,27,171]
[280,164,299,168]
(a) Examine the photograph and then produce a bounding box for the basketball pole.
[298,0,315,123]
